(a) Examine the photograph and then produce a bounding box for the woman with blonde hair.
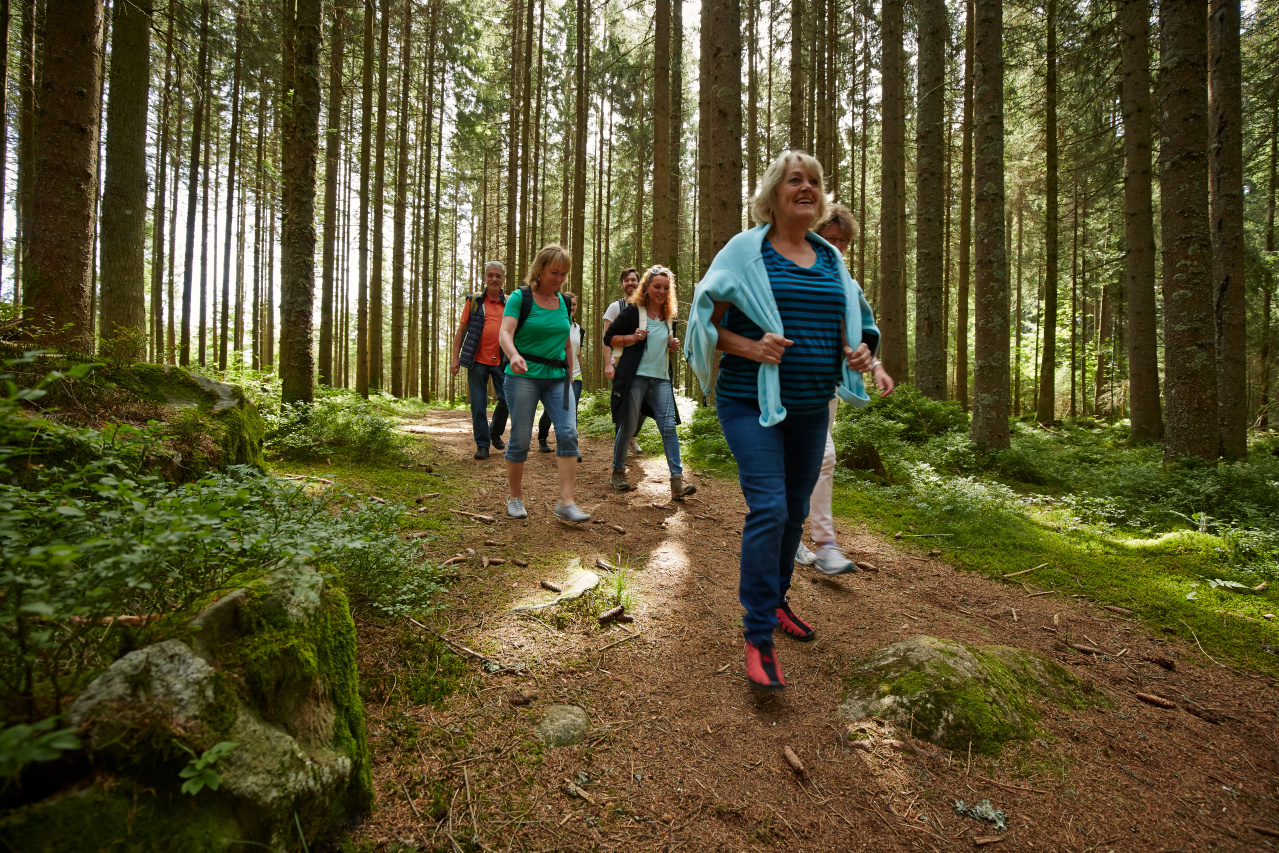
[603,265,695,501]
[683,151,892,691]
[497,244,590,523]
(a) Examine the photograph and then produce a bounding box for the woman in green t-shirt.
[497,244,590,523]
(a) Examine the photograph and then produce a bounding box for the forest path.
[350,406,1279,852]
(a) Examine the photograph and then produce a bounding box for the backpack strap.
[514,285,573,409]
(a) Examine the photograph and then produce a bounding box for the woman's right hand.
[752,332,793,364]
[509,354,528,375]
[634,328,647,343]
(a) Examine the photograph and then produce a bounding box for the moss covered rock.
[106,363,265,473]
[839,635,1102,755]
[0,568,371,851]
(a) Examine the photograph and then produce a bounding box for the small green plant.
[0,718,81,779]
[176,740,239,795]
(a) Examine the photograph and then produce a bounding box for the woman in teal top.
[603,266,696,502]
[497,244,590,523]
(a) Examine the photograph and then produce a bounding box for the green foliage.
[264,392,405,462]
[0,717,81,778]
[680,404,735,472]
[176,740,239,796]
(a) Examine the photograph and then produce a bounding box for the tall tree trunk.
[390,0,411,397]
[98,0,152,356]
[179,0,210,366]
[252,77,265,368]
[1209,0,1245,459]
[652,0,673,268]
[1015,191,1023,413]
[151,0,175,362]
[1034,0,1058,422]
[670,0,683,285]
[1158,0,1217,460]
[858,29,868,284]
[418,0,438,402]
[217,0,243,370]
[24,0,102,352]
[570,0,588,295]
[357,0,374,396]
[15,0,33,309]
[698,0,741,279]
[506,0,523,273]
[957,0,975,410]
[370,0,389,391]
[280,0,322,403]
[878,0,906,380]
[1262,101,1277,431]
[199,89,212,367]
[320,0,347,385]
[914,0,946,399]
[970,0,1008,449]
[517,0,534,272]
[1119,0,1161,442]
[168,62,183,363]
[788,0,802,148]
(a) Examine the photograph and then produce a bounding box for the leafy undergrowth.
[683,385,1279,678]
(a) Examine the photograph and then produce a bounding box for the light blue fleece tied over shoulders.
[683,224,880,427]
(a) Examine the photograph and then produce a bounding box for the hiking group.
[451,150,895,691]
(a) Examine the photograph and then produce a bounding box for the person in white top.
[796,204,896,575]
[538,292,585,453]
[602,268,645,455]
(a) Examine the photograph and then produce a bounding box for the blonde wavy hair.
[629,265,678,320]
[524,244,572,292]
[749,150,829,226]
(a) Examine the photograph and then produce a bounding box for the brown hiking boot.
[610,469,631,491]
[671,475,696,500]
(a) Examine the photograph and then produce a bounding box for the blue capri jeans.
[612,376,682,476]
[504,374,578,462]
[717,396,829,645]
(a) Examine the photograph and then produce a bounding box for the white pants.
[808,398,838,547]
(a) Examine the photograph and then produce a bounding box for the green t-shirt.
[503,288,571,380]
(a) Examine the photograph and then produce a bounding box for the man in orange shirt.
[451,261,510,459]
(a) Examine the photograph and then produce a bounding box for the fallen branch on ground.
[450,509,496,523]
[1136,692,1176,709]
[1004,563,1048,579]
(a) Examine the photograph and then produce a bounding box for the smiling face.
[622,270,640,297]
[541,263,570,292]
[567,293,578,316]
[644,274,671,311]
[817,224,851,256]
[484,266,505,296]
[774,163,822,228]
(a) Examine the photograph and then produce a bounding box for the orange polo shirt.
[460,292,505,366]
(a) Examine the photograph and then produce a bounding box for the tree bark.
[320,0,347,385]
[390,0,412,397]
[698,0,741,274]
[217,0,243,370]
[16,0,34,310]
[98,0,151,357]
[418,0,438,401]
[280,0,322,404]
[1262,101,1277,431]
[878,0,906,380]
[970,0,1008,450]
[506,0,522,273]
[652,0,673,268]
[1035,0,1058,422]
[369,0,389,391]
[1158,0,1217,461]
[179,0,210,366]
[570,0,587,295]
[357,0,374,396]
[24,0,102,353]
[788,0,803,148]
[1119,0,1161,442]
[150,0,175,362]
[1209,0,1245,459]
[914,0,946,399]
[957,0,974,410]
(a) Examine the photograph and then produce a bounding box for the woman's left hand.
[844,343,896,397]
[668,336,680,352]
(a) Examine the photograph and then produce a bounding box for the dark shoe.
[744,640,786,691]
[776,600,815,642]
[538,440,553,453]
[610,469,631,491]
[491,434,505,450]
[474,447,489,460]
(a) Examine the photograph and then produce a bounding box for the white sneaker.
[813,544,855,575]
[794,542,817,566]
[506,497,528,519]
[553,502,591,523]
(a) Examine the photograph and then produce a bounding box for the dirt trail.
[351,407,1279,852]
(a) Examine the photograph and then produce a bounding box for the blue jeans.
[613,376,682,476]
[717,397,828,645]
[539,379,583,444]
[467,364,508,449]
[504,374,578,462]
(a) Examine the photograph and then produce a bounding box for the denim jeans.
[613,376,682,476]
[538,379,583,444]
[717,396,829,645]
[505,374,578,462]
[467,364,508,449]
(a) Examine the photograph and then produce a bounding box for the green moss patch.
[839,635,1103,756]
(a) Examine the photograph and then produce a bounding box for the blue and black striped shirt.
[716,239,848,415]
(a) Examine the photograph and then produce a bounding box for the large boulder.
[839,635,1103,755]
[107,363,265,474]
[0,568,372,852]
